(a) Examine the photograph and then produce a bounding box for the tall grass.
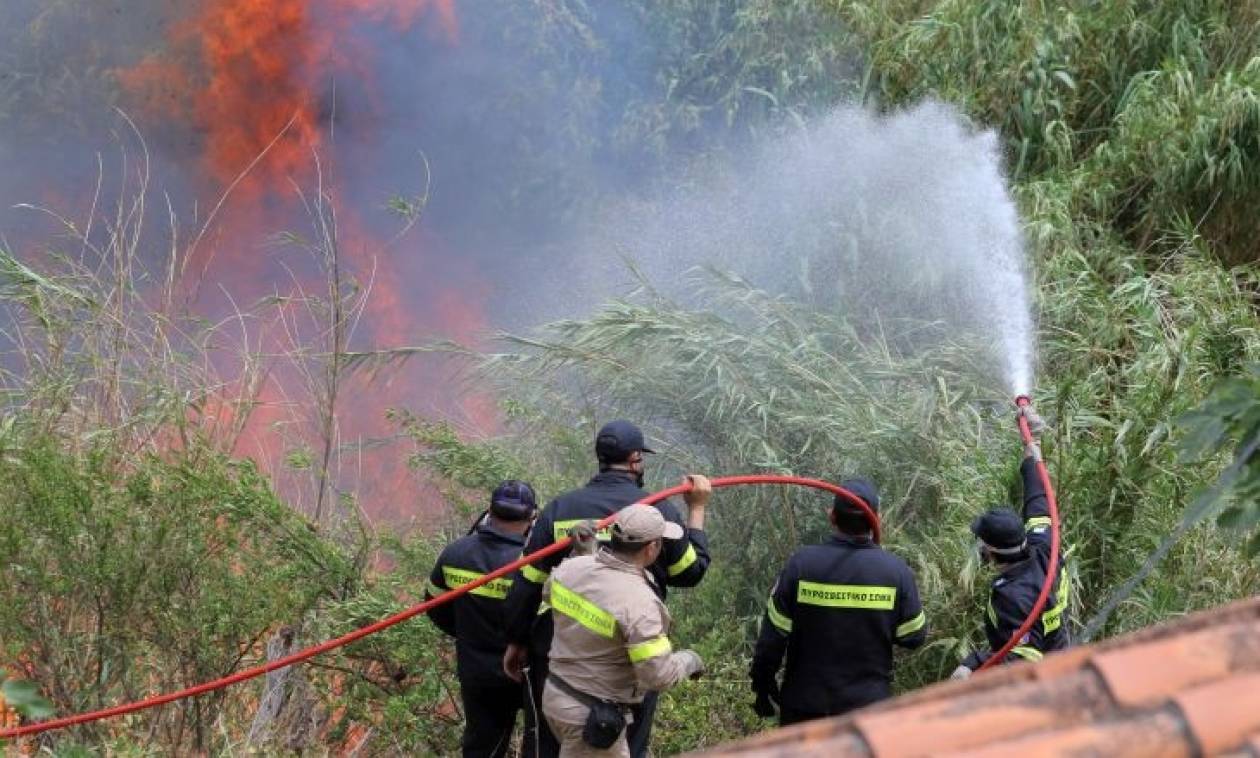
[3,0,1260,754]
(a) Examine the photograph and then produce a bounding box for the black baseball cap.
[489,480,537,521]
[835,477,880,514]
[595,420,656,463]
[971,507,1026,553]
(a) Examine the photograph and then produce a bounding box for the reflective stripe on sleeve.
[1011,645,1044,662]
[766,596,793,634]
[552,519,613,542]
[1042,571,1070,633]
[1026,516,1052,531]
[521,563,550,584]
[896,611,926,638]
[667,544,698,577]
[627,635,673,663]
[550,580,618,639]
[441,566,513,599]
[797,582,896,610]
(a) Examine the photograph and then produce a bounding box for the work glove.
[677,649,705,680]
[950,664,973,682]
[752,681,780,718]
[567,520,599,556]
[1017,404,1047,437]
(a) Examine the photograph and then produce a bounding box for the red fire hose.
[1,475,876,740]
[975,395,1062,671]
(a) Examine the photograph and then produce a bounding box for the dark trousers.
[779,705,827,727]
[627,691,658,757]
[461,681,521,758]
[521,649,658,758]
[521,651,560,758]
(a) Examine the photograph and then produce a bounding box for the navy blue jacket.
[426,522,526,686]
[963,456,1071,669]
[751,534,926,715]
[502,471,710,650]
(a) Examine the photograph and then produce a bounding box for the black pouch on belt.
[549,674,626,749]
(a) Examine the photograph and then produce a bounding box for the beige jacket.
[544,548,693,704]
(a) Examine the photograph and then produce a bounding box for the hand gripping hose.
[1,475,876,740]
[976,395,1063,672]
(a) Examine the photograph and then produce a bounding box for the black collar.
[828,533,875,548]
[588,470,639,487]
[477,522,526,546]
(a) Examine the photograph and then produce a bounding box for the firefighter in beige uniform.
[541,504,705,757]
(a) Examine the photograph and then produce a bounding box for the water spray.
[976,394,1063,671]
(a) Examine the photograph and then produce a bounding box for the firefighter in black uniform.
[750,478,927,725]
[953,405,1070,678]
[427,480,539,758]
[501,420,712,758]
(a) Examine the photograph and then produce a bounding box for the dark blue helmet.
[971,507,1026,555]
[595,420,656,464]
[489,480,537,521]
[835,477,880,514]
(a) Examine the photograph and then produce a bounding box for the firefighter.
[427,480,539,758]
[502,420,712,758]
[749,478,927,725]
[952,405,1070,678]
[542,504,706,757]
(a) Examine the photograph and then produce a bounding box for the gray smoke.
[0,1,1033,395]
[534,102,1035,393]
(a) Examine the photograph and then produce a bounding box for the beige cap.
[613,503,684,543]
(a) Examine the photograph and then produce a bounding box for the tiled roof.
[692,596,1260,757]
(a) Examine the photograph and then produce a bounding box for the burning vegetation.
[2,0,1260,754]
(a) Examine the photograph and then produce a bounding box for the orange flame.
[116,0,492,524]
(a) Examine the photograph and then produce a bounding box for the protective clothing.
[541,548,701,756]
[750,533,926,724]
[504,471,708,757]
[961,457,1071,670]
[427,522,527,757]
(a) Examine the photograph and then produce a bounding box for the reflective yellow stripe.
[1025,516,1052,531]
[522,563,550,584]
[797,582,896,610]
[896,611,926,638]
[1012,645,1044,662]
[442,566,512,599]
[766,596,793,634]
[667,544,698,577]
[550,580,617,639]
[627,636,672,663]
[1042,571,1070,633]
[553,519,613,542]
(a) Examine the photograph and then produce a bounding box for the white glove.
[677,649,705,680]
[1018,404,1047,437]
[567,520,599,556]
[950,665,973,681]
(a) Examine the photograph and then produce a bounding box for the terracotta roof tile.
[1174,672,1260,755]
[1090,621,1260,707]
[852,668,1111,756]
[690,596,1260,757]
[942,707,1193,758]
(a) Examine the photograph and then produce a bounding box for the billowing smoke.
[553,103,1034,392]
[0,1,1031,519]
